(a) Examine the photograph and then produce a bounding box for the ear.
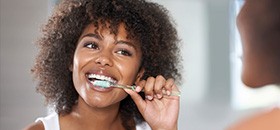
[69,64,73,72]
[135,68,145,84]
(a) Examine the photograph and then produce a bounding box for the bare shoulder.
[228,108,280,130]
[23,121,44,130]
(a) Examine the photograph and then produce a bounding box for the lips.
[85,72,118,92]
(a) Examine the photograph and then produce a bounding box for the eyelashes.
[84,42,99,49]
[83,42,133,56]
[116,49,132,56]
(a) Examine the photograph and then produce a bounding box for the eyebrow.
[81,33,138,50]
[81,33,102,40]
[116,40,138,50]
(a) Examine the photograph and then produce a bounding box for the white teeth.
[87,74,117,83]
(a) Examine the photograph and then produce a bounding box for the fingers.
[135,80,146,92]
[154,75,166,99]
[135,75,177,100]
[165,78,175,96]
[143,77,155,100]
[126,75,179,115]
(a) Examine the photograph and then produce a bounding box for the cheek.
[72,51,90,86]
[72,53,82,89]
[72,52,82,77]
[116,60,141,83]
[72,50,93,73]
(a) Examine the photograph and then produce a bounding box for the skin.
[237,0,280,87]
[24,23,180,130]
[229,0,280,129]
[71,23,143,109]
[60,23,143,130]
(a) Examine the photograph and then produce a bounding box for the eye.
[116,49,132,56]
[84,42,99,50]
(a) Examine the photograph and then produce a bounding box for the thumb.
[124,89,146,112]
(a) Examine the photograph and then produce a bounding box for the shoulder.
[23,121,44,130]
[228,108,280,130]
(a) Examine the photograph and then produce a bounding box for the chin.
[241,73,280,88]
[86,99,119,108]
[84,94,127,108]
[242,79,264,88]
[241,72,265,88]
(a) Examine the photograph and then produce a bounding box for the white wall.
[0,0,253,130]
[0,0,48,129]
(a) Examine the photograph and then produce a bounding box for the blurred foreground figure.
[229,0,280,130]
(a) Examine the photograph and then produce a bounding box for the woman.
[24,0,182,130]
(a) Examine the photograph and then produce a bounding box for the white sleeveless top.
[36,113,151,130]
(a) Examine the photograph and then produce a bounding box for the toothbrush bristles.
[93,80,111,88]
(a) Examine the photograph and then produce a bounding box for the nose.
[95,51,113,67]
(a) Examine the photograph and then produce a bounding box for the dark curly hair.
[32,0,181,129]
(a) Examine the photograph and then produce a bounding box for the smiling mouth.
[86,73,117,84]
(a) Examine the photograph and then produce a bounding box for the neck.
[61,97,125,130]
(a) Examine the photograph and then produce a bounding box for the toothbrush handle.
[118,84,181,97]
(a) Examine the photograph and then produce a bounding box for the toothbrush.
[93,80,181,97]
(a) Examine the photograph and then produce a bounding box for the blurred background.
[1,0,280,130]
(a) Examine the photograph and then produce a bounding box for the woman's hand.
[124,75,180,130]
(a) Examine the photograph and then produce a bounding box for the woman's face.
[72,23,143,108]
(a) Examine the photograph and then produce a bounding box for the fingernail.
[162,89,166,94]
[157,94,162,99]
[146,95,153,100]
[166,91,171,96]
[135,86,142,92]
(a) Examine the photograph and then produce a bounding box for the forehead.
[79,22,142,48]
[81,23,132,41]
